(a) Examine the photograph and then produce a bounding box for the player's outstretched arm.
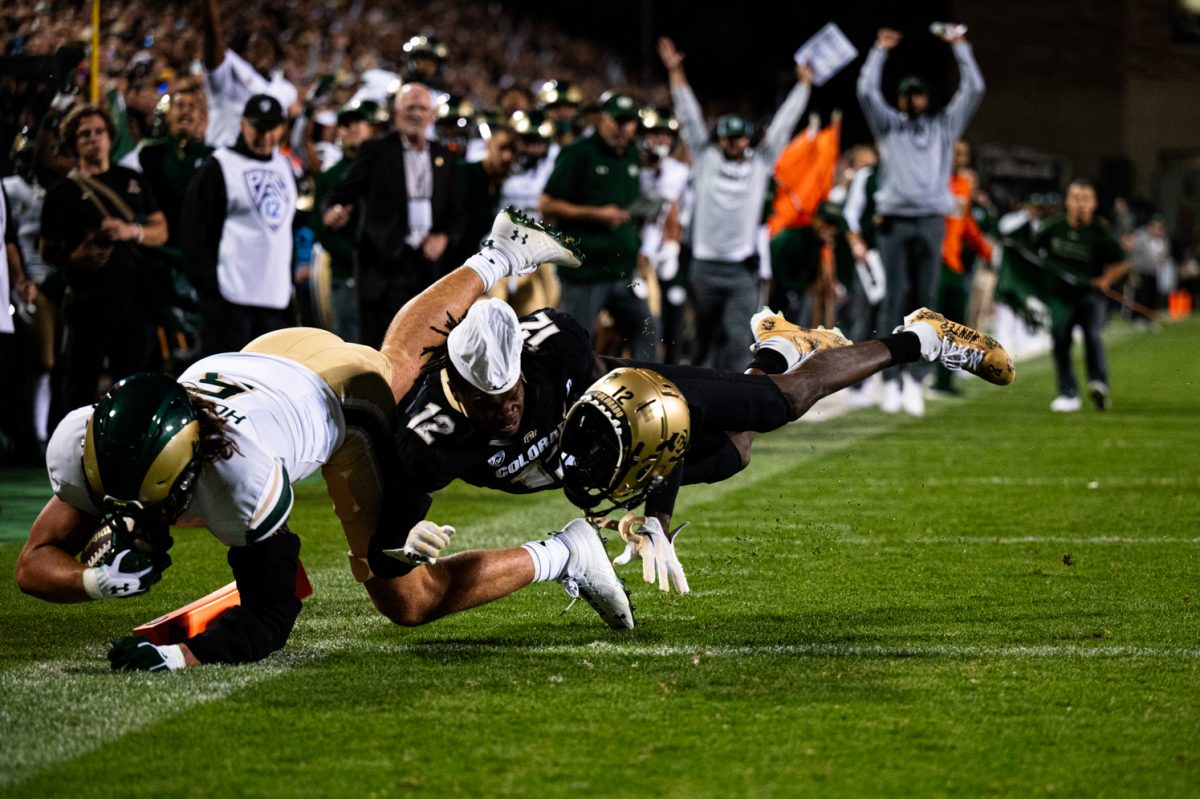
[14,497,101,603]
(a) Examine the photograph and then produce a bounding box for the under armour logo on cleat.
[510,230,528,244]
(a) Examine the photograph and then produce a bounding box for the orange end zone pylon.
[133,561,314,645]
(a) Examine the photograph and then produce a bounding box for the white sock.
[906,321,942,362]
[755,337,802,371]
[522,537,571,582]
[464,245,514,292]
[33,372,50,442]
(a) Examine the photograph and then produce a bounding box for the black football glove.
[112,516,175,575]
[107,636,186,672]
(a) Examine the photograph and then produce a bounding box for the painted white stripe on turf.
[0,652,321,788]
[703,535,1200,547]
[851,475,1200,487]
[360,641,1200,660]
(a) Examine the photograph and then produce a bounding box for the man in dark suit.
[323,83,459,346]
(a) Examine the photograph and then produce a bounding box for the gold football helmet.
[559,368,691,510]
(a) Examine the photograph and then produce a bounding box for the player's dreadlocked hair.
[186,390,243,464]
[415,309,467,388]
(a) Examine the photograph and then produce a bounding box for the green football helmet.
[559,368,691,511]
[83,373,201,522]
[536,79,583,110]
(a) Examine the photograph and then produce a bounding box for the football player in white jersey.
[14,209,608,671]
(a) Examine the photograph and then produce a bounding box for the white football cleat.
[554,519,635,630]
[880,379,902,414]
[485,206,583,272]
[900,373,926,417]
[1050,395,1083,413]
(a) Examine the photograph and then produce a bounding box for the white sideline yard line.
[0,646,324,788]
[850,475,1200,488]
[0,557,366,790]
[360,640,1200,660]
[895,535,1200,545]
[704,534,1200,546]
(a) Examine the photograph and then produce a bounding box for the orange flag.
[768,117,841,237]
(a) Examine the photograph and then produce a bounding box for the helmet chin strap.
[569,475,664,519]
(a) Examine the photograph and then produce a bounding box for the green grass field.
[1,318,1197,798]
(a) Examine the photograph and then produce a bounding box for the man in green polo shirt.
[1034,178,1128,412]
[541,93,654,359]
[137,85,214,251]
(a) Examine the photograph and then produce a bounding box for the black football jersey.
[391,308,596,527]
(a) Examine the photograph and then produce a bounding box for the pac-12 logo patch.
[245,169,289,231]
[488,451,506,467]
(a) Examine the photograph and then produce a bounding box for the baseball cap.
[243,94,286,129]
[447,299,523,395]
[716,114,751,139]
[337,99,387,126]
[898,76,929,96]
[602,93,639,122]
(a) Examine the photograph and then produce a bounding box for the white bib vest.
[213,147,296,309]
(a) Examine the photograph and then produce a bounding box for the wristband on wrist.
[82,567,106,600]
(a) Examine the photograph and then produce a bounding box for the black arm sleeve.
[180,156,227,298]
[365,425,446,579]
[184,529,303,665]
[644,463,684,519]
[3,186,17,247]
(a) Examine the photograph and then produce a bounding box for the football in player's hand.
[79,517,126,567]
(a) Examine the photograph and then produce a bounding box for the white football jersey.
[205,49,298,149]
[499,143,560,220]
[639,156,690,256]
[1,175,49,284]
[46,353,343,547]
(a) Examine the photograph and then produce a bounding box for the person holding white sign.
[856,25,984,417]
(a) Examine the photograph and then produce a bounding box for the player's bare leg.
[364,547,534,627]
[772,340,895,419]
[381,209,584,402]
[364,519,634,630]
[761,307,1015,420]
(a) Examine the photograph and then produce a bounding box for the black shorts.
[616,360,791,435]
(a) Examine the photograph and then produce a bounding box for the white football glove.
[653,240,681,282]
[613,515,690,594]
[81,548,161,600]
[383,520,456,567]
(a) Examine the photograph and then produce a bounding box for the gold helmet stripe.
[583,368,691,503]
[137,419,200,505]
[82,414,105,500]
